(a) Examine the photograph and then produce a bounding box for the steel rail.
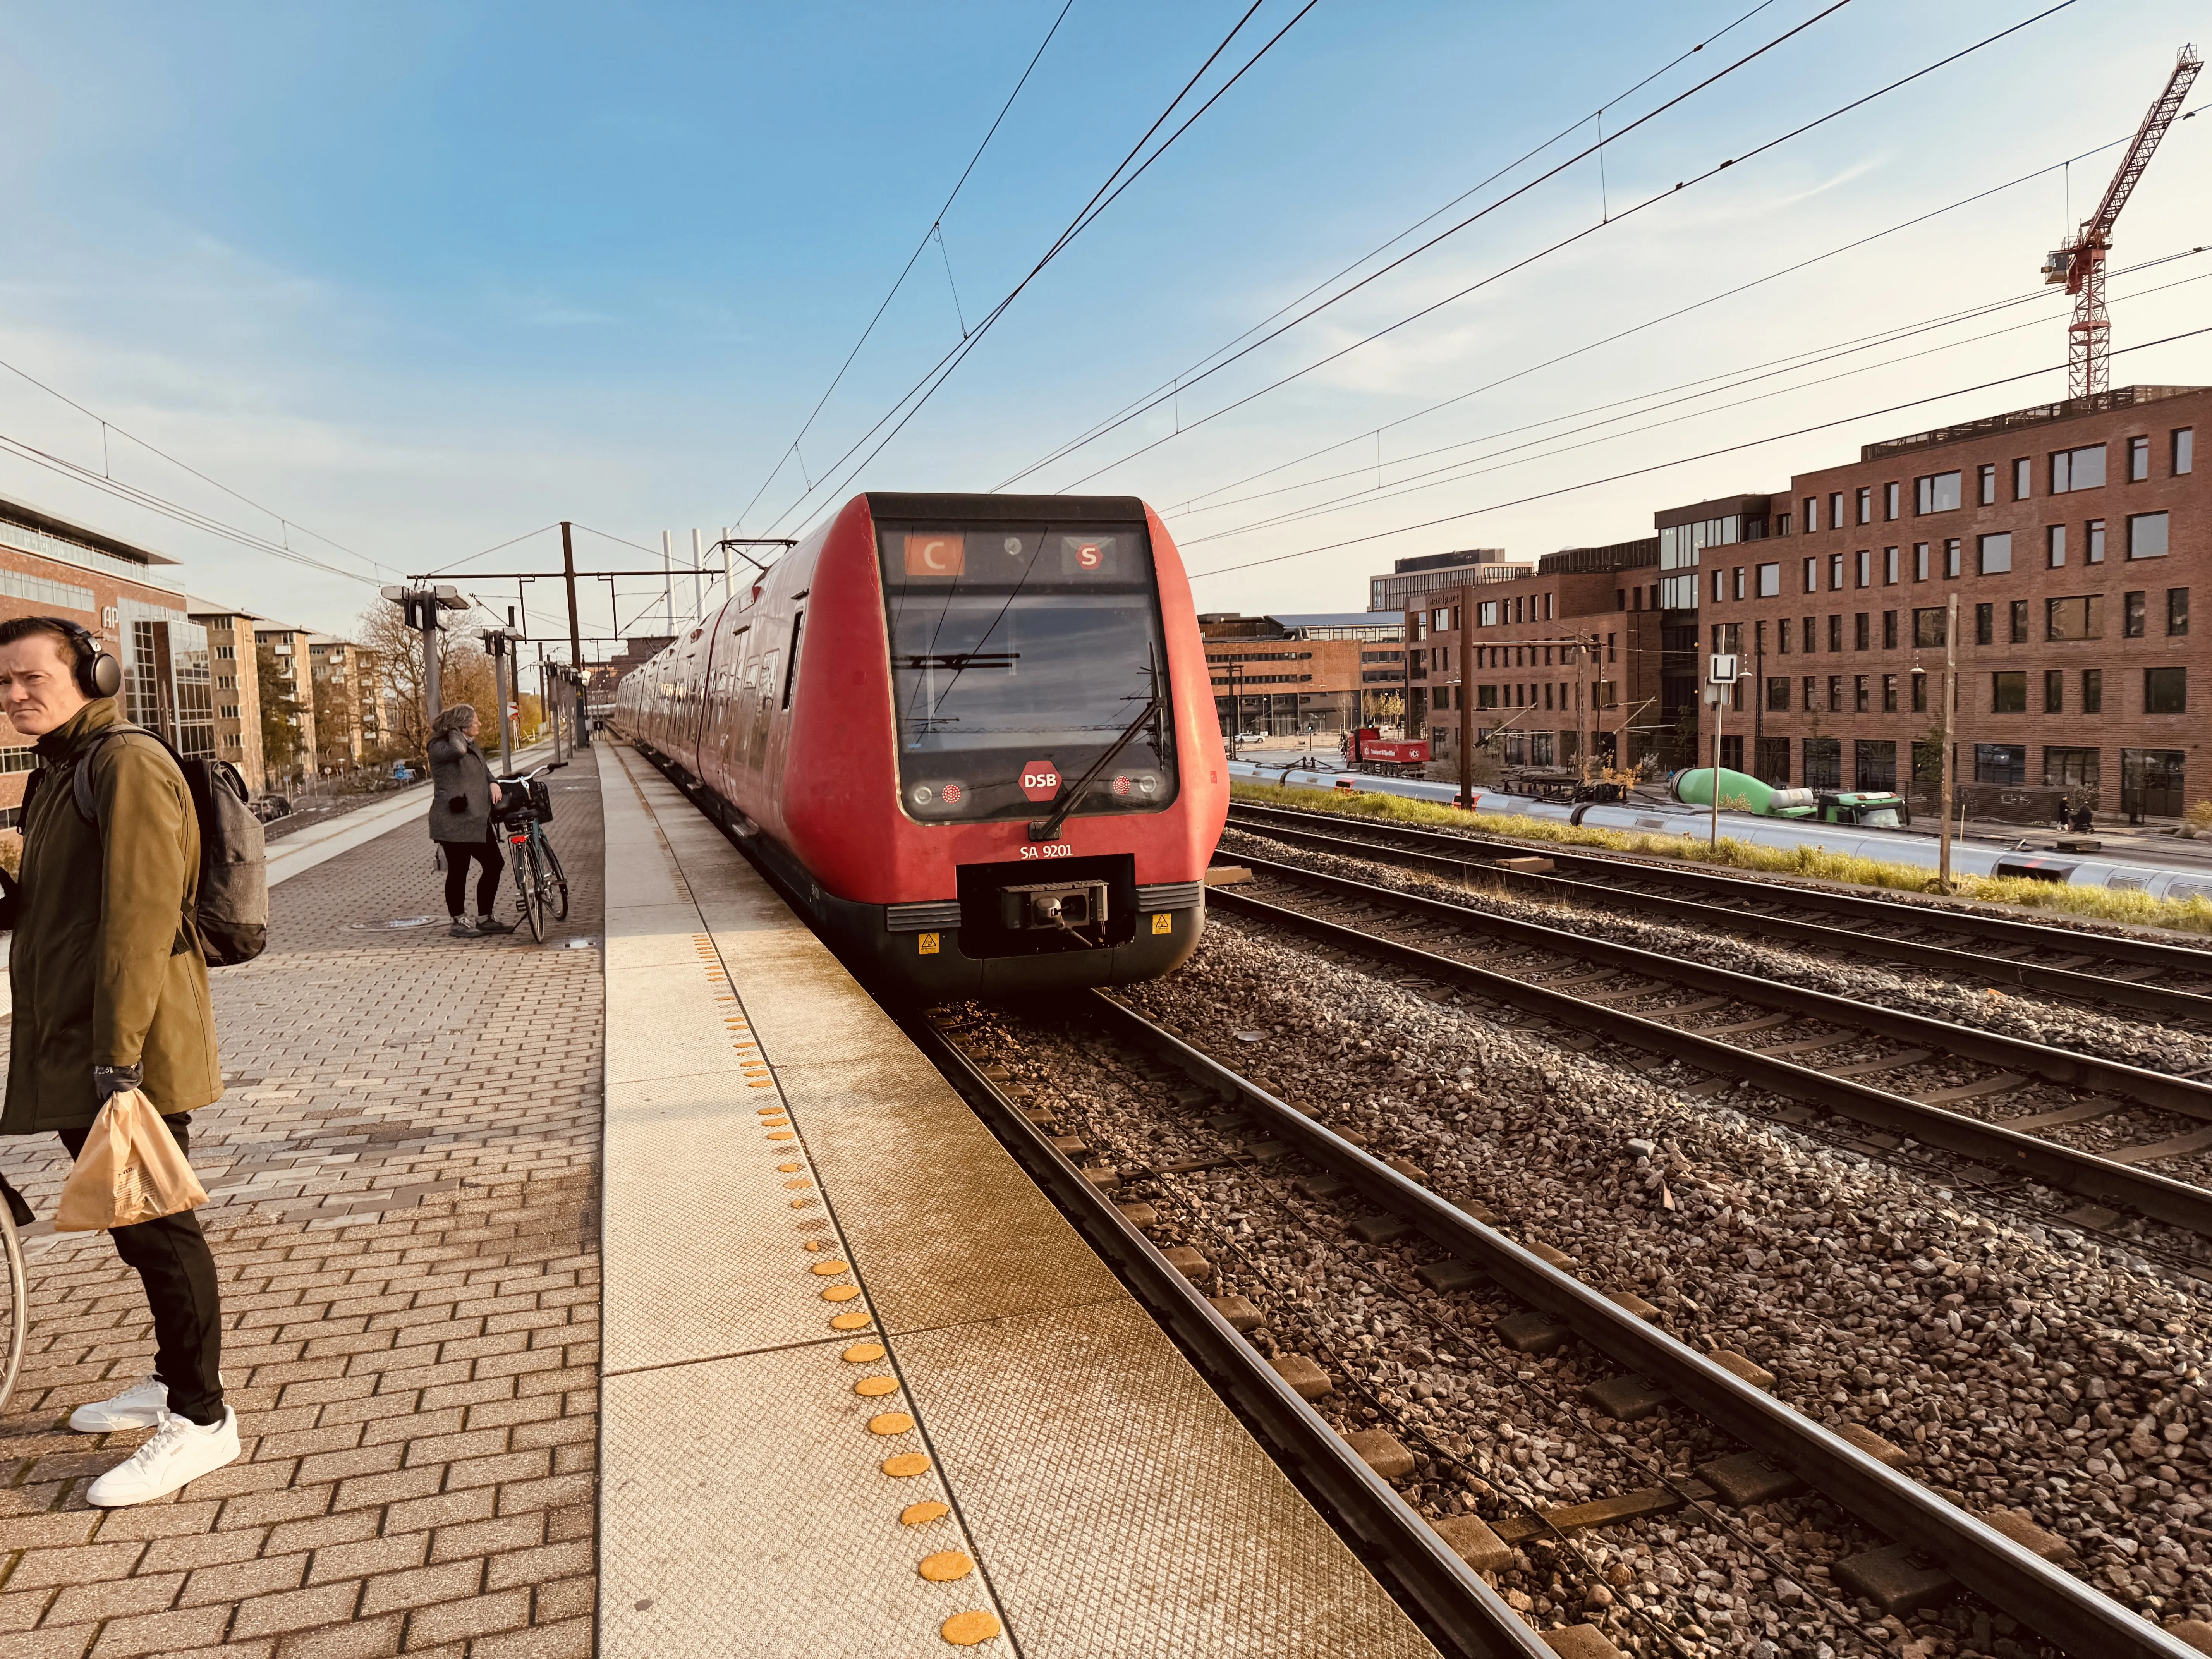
[902,1013,1554,1659]
[1228,850,2212,1121]
[1206,877,2212,1237]
[1226,805,2212,1022]
[1228,800,2212,978]
[1085,991,2200,1659]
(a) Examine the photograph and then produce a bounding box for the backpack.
[70,725,269,966]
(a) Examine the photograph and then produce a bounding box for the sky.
[0,0,2205,643]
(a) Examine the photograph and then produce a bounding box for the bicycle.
[493,761,571,943]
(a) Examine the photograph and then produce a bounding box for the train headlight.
[912,785,934,806]
[1137,773,1160,797]
[939,782,965,806]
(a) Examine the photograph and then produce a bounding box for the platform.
[597,743,1437,1658]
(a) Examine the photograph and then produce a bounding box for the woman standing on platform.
[426,704,515,937]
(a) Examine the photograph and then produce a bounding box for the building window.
[1777,512,1793,536]
[2127,512,2169,559]
[1478,601,1499,626]
[2044,747,2099,791]
[1802,674,1818,711]
[1883,546,1898,584]
[1854,487,1869,525]
[2087,519,2106,563]
[1854,613,1870,650]
[1975,603,1994,646]
[2130,435,2151,481]
[1755,735,1790,784]
[1944,538,1962,578]
[1854,674,1869,713]
[1913,542,1930,582]
[1852,549,1868,587]
[2125,590,2147,638]
[1733,567,1747,601]
[1977,532,2012,574]
[1915,471,1961,513]
[2013,457,2032,499]
[1913,739,1943,783]
[2044,669,2064,714]
[1913,607,1946,647]
[1802,556,1817,593]
[1800,616,1815,653]
[1990,672,2026,713]
[1829,491,1844,530]
[1881,674,1898,713]
[2176,427,2194,476]
[2170,588,2190,637]
[1805,737,1841,789]
[1756,562,1780,598]
[1803,495,1818,532]
[1911,671,1928,713]
[1827,614,1842,652]
[1776,620,1790,656]
[1882,610,1898,649]
[2009,599,2028,644]
[1711,569,1724,604]
[1978,464,1997,506]
[2046,524,2065,568]
[2046,594,2104,641]
[2083,668,2103,713]
[1827,553,1844,591]
[1975,743,2027,785]
[2051,445,2106,492]
[1856,739,1897,790]
[1827,675,1843,713]
[2145,667,2188,714]
[1884,482,1899,520]
[1766,676,1789,711]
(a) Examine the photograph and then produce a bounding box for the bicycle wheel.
[540,838,571,922]
[520,839,548,942]
[0,1198,27,1417]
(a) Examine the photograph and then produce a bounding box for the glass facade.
[123,606,215,760]
[1656,512,1766,611]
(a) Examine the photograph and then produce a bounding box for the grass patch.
[1230,780,2212,938]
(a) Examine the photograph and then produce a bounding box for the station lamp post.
[381,583,469,730]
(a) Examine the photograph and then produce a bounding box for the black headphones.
[51,619,122,699]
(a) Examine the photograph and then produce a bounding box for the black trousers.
[443,838,504,917]
[57,1114,225,1426]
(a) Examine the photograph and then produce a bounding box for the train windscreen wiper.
[1027,689,1165,844]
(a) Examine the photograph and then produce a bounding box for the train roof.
[863,492,1149,524]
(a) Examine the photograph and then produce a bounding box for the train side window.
[782,609,806,710]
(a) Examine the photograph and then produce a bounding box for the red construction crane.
[2043,44,2202,399]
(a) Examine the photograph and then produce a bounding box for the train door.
[766,606,804,782]
[711,623,751,799]
[748,647,780,771]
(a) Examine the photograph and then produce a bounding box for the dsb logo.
[1019,760,1061,803]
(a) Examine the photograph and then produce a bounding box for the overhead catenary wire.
[730,0,1080,531]
[750,0,1317,540]
[1179,253,2212,547]
[1050,0,2085,496]
[1166,113,2203,520]
[996,0,1838,491]
[1187,325,2212,582]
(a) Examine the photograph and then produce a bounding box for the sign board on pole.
[1707,653,1739,684]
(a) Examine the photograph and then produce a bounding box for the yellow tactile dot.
[765,1127,793,1136]
[842,1343,886,1363]
[900,1500,949,1526]
[882,1452,931,1477]
[789,1198,817,1209]
[804,1239,830,1251]
[919,1551,974,1583]
[778,1163,802,1173]
[940,1609,1000,1645]
[831,1312,874,1331]
[869,1412,916,1437]
[809,1261,849,1276]
[855,1376,899,1397]
[822,1285,861,1303]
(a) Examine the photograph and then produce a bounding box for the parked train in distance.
[614,492,1230,998]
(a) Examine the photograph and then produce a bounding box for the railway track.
[1207,848,2212,1247]
[919,992,2199,1659]
[1224,801,2212,1026]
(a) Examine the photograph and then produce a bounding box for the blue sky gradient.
[0,1,2204,637]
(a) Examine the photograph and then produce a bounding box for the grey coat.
[427,734,497,845]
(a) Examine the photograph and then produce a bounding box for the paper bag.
[55,1088,209,1232]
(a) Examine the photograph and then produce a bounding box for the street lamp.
[380,583,469,727]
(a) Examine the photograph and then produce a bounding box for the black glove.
[93,1064,142,1102]
[0,865,18,933]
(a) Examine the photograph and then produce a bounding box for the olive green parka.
[2,699,222,1134]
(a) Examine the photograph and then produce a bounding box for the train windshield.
[877,521,1178,825]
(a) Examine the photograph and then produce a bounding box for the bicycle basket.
[529,778,553,822]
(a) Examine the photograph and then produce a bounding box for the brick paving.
[0,758,605,1658]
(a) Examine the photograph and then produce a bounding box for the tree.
[355,601,499,759]
[257,644,302,778]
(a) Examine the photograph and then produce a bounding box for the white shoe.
[70,1374,167,1433]
[86,1407,240,1507]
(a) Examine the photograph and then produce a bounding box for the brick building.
[0,497,219,826]
[254,623,319,786]
[309,636,388,765]
[1201,611,1404,736]
[187,600,266,785]
[1368,548,1528,615]
[1398,538,1665,774]
[1688,385,2205,818]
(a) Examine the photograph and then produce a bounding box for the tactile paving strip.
[601,750,1008,1657]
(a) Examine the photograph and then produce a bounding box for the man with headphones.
[0,615,235,1505]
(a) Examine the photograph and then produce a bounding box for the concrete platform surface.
[598,744,1437,1659]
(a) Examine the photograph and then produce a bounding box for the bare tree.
[355,602,498,759]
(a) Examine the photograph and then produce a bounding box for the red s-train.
[612,492,1229,997]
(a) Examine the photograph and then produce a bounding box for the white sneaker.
[70,1374,167,1433]
[86,1407,240,1507]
